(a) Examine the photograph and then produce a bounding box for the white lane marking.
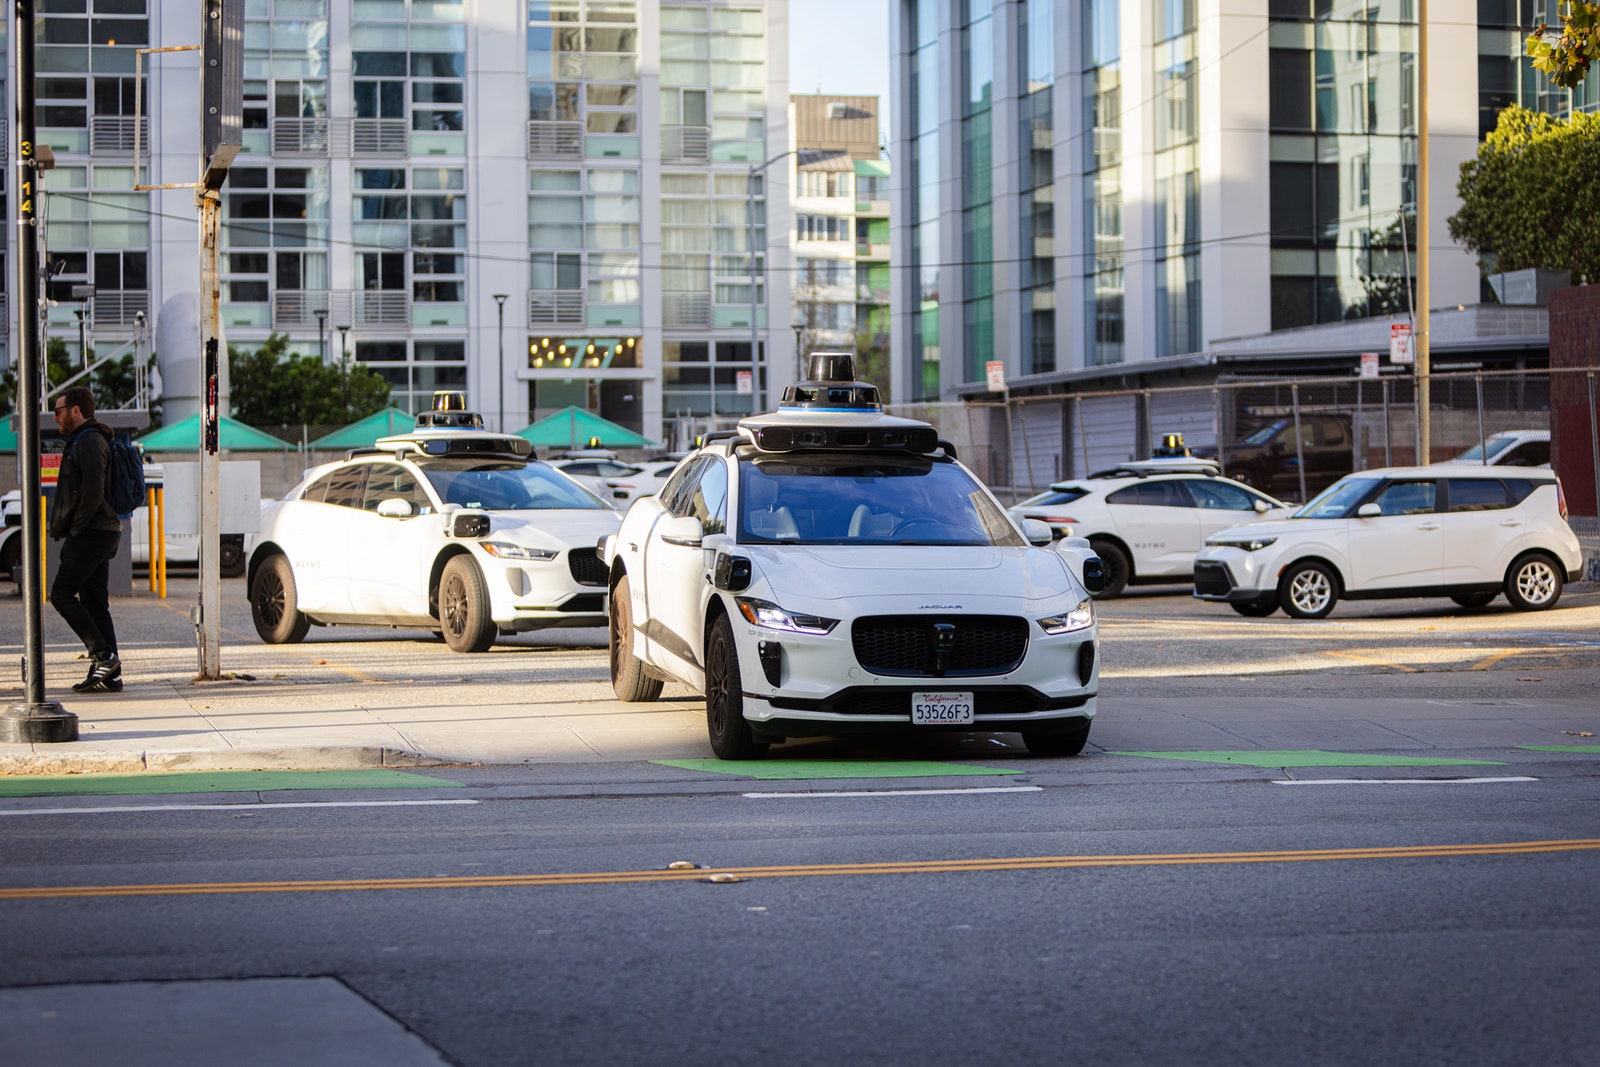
[0,799,480,816]
[743,785,1044,798]
[1272,777,1538,786]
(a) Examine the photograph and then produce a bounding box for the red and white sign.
[1389,323,1413,364]
[735,369,753,395]
[985,361,1006,392]
[1359,352,1380,379]
[40,452,62,487]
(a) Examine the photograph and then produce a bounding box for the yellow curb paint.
[1320,650,1419,673]
[4,838,1597,901]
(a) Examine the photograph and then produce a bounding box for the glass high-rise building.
[8,1,792,447]
[889,0,1585,403]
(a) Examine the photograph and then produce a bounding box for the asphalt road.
[3,578,1598,1065]
[3,776,1598,1065]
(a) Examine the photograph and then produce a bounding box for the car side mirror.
[1253,499,1270,513]
[1357,502,1381,518]
[1020,518,1053,546]
[376,498,412,518]
[660,514,704,548]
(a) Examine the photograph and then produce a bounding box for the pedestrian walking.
[49,386,123,693]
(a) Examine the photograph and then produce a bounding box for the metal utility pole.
[1415,0,1431,465]
[195,0,243,679]
[315,306,328,363]
[492,293,509,432]
[3,0,77,742]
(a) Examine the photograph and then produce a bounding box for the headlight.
[480,542,558,561]
[735,597,839,635]
[1039,598,1095,635]
[1204,535,1277,551]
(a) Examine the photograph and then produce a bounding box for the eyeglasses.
[52,405,69,416]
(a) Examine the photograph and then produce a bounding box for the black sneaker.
[72,655,123,693]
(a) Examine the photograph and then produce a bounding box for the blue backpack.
[105,436,147,517]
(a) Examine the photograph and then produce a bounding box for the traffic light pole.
[3,0,77,742]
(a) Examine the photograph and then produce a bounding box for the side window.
[1445,479,1508,512]
[1503,478,1540,506]
[1186,479,1256,511]
[688,459,729,535]
[307,465,366,509]
[660,457,706,516]
[1108,480,1192,507]
[362,463,431,514]
[1319,421,1347,447]
[1372,480,1436,516]
[1501,440,1549,467]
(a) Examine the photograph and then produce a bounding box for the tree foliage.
[228,333,391,426]
[1447,105,1600,283]
[1527,2,1600,90]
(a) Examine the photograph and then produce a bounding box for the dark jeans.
[51,527,120,661]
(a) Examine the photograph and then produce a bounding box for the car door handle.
[1417,522,1440,530]
[1500,519,1523,527]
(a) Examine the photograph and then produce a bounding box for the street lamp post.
[746,149,845,410]
[337,323,350,364]
[791,322,805,381]
[315,307,328,363]
[492,292,509,432]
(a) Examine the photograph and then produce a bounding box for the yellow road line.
[1471,649,1524,671]
[4,838,1597,901]
[1321,650,1419,673]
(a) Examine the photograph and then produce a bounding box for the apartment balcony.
[351,118,408,156]
[93,290,149,327]
[527,121,583,159]
[271,117,332,156]
[663,293,712,328]
[271,290,409,329]
[660,125,710,162]
[90,116,151,155]
[528,289,583,325]
[854,198,890,216]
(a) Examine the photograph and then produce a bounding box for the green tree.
[1527,2,1600,89]
[1447,105,1600,283]
[229,333,391,425]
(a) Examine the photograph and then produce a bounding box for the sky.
[788,0,891,107]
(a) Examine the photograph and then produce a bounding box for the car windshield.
[1240,421,1288,446]
[1294,476,1381,519]
[1018,485,1090,507]
[738,455,1026,547]
[420,460,609,511]
[1451,436,1517,463]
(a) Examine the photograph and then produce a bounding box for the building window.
[354,338,467,414]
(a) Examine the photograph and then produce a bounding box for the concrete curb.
[0,745,451,776]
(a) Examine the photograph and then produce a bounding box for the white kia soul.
[602,354,1104,759]
[1193,465,1584,619]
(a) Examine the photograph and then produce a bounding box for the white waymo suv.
[1193,465,1584,618]
[602,355,1105,759]
[247,394,621,651]
[1012,460,1292,597]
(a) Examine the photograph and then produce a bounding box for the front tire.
[250,554,311,644]
[1022,720,1091,757]
[1230,596,1279,617]
[1088,540,1130,599]
[1450,591,1497,610]
[610,573,663,702]
[1504,554,1563,611]
[1279,561,1338,620]
[438,555,496,652]
[705,614,767,760]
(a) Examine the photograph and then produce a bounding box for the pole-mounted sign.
[200,0,243,190]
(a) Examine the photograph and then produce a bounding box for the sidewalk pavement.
[3,676,1597,777]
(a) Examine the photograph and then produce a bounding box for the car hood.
[485,509,621,547]
[747,545,1080,606]
[1208,516,1344,541]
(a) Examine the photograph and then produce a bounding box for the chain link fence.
[888,367,1600,579]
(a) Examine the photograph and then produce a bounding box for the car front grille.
[567,548,607,586]
[851,615,1028,677]
[1193,561,1235,597]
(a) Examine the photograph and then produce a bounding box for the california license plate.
[911,691,975,726]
